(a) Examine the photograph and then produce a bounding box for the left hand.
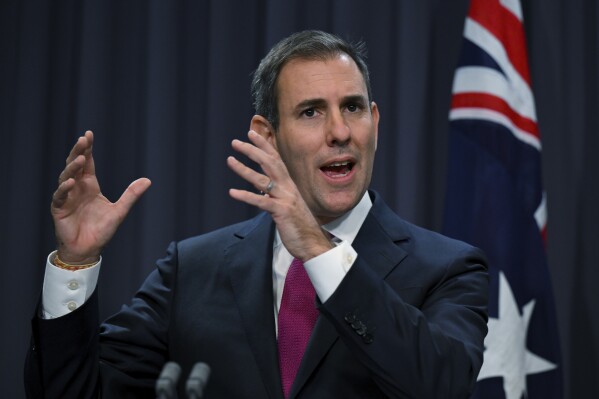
[227,130,333,261]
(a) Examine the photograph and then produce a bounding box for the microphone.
[156,361,182,399]
[186,362,211,399]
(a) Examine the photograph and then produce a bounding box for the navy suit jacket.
[25,191,488,398]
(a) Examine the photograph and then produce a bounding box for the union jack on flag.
[442,0,563,398]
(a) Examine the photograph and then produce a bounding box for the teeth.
[329,161,349,167]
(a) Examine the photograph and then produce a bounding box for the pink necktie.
[277,258,319,398]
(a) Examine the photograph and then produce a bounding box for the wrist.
[53,251,100,271]
[300,240,335,262]
[56,246,101,265]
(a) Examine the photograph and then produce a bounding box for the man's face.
[271,54,379,225]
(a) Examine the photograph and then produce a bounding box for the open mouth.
[320,161,354,178]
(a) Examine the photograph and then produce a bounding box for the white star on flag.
[477,271,557,399]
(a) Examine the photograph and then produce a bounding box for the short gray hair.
[251,30,372,131]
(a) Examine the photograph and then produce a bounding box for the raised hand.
[51,131,151,264]
[227,130,333,261]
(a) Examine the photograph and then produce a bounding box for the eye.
[302,108,316,118]
[346,102,363,113]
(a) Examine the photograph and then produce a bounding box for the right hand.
[51,131,151,264]
[228,130,334,262]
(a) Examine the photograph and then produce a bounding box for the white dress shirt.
[42,252,101,319]
[42,192,372,324]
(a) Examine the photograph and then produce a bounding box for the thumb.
[115,178,152,215]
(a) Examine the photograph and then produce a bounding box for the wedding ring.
[264,180,274,195]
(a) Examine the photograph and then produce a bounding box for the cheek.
[286,155,311,181]
[277,132,318,162]
[356,128,377,154]
[276,141,308,178]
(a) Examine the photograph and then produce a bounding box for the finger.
[65,131,93,165]
[231,130,279,162]
[114,178,152,217]
[82,130,96,175]
[58,155,85,185]
[229,188,275,212]
[238,131,280,160]
[231,139,287,183]
[64,131,96,176]
[227,156,271,193]
[51,178,76,209]
[246,130,279,157]
[231,138,268,165]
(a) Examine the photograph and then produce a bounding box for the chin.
[320,192,361,216]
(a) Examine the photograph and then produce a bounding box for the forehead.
[276,54,367,105]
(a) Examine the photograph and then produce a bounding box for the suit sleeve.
[318,245,489,399]
[24,242,180,399]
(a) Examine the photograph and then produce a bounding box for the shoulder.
[369,190,486,265]
[172,212,272,263]
[404,220,485,264]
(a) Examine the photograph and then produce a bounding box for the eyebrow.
[293,94,368,112]
[294,98,327,113]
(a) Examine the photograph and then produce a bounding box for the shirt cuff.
[304,240,357,303]
[41,251,101,319]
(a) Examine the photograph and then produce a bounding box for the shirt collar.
[274,191,372,247]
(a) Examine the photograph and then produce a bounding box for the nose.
[326,109,351,147]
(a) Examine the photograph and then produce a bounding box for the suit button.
[344,313,357,323]
[356,325,368,336]
[363,333,374,344]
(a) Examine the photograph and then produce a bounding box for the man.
[25,30,488,398]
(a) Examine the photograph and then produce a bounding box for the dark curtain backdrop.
[1,1,597,398]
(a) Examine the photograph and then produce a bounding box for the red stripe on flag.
[468,0,531,85]
[451,92,540,139]
[541,224,547,244]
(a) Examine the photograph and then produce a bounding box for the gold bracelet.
[53,254,99,271]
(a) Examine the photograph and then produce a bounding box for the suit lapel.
[288,309,339,398]
[351,195,410,280]
[227,213,284,399]
[289,192,410,398]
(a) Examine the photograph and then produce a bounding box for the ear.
[250,115,277,150]
[370,101,380,150]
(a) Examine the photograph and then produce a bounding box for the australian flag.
[442,0,563,398]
